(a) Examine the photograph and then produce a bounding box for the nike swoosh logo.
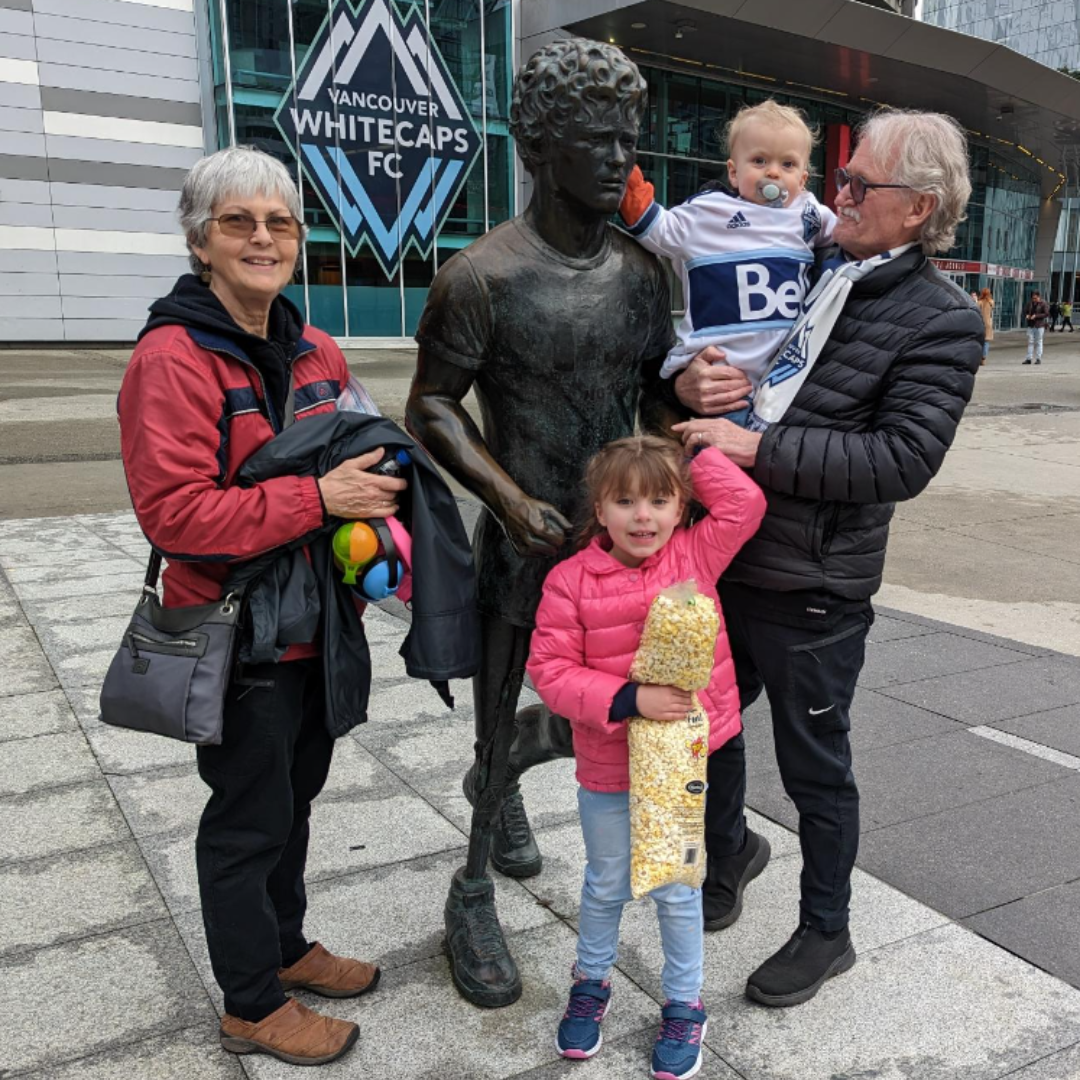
[808,705,835,716]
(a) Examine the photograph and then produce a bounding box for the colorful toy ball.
[332,521,379,586]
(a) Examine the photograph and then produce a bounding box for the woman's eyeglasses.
[834,168,911,205]
[206,214,302,239]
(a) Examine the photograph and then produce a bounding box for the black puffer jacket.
[725,248,982,599]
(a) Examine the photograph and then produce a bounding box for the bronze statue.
[407,38,676,1007]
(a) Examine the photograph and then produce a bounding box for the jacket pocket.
[810,504,841,561]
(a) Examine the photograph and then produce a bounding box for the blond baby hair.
[724,99,817,161]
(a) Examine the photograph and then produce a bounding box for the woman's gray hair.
[858,110,972,254]
[178,146,307,273]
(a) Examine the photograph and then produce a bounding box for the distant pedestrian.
[970,290,979,303]
[1024,291,1049,364]
[1049,300,1061,331]
[978,287,994,365]
[1062,300,1074,332]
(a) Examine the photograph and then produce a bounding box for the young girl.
[526,436,766,1080]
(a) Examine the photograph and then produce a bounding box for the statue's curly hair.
[510,39,647,173]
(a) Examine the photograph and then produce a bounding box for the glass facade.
[1051,195,1080,303]
[207,0,514,338]
[634,65,1043,328]
[923,1,1080,74]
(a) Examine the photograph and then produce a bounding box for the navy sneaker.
[555,976,612,1060]
[651,1000,708,1080]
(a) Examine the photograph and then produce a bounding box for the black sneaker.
[745,923,856,1007]
[462,766,542,879]
[702,829,771,931]
[1023,359,1032,364]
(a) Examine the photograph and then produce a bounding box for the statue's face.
[544,109,640,215]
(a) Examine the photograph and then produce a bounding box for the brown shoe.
[279,942,381,999]
[219,999,358,1065]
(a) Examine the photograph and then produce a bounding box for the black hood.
[140,273,306,353]
[141,274,309,431]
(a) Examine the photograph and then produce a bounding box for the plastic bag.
[336,374,381,416]
[627,581,719,899]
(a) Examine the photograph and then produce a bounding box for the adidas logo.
[727,211,751,229]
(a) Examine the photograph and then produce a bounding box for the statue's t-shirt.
[415,216,675,627]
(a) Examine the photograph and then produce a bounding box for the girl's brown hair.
[979,287,993,301]
[576,435,693,550]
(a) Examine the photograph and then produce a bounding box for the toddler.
[527,436,765,1079]
[620,100,837,426]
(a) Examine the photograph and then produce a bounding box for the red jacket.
[526,448,766,792]
[118,319,346,630]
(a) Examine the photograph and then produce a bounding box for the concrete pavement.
[1,333,1079,1077]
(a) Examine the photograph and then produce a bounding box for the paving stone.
[0,689,77,741]
[1003,1042,1080,1079]
[11,570,145,602]
[0,729,100,796]
[877,656,1080,724]
[63,684,104,728]
[5,557,140,584]
[850,687,964,751]
[514,1025,741,1079]
[23,590,139,626]
[874,607,1053,657]
[0,780,131,864]
[0,921,215,1074]
[137,830,202,916]
[853,729,1070,831]
[174,846,557,1012]
[31,1025,245,1080]
[109,765,205,838]
[361,707,580,835]
[991,703,1080,758]
[235,922,659,1080]
[866,613,938,643]
[34,613,132,658]
[964,880,1080,990]
[0,621,58,696]
[0,840,166,955]
[706,924,1080,1080]
[857,776,1080,919]
[613,852,947,1005]
[51,646,117,689]
[859,632,1031,690]
[0,525,116,567]
[86,722,197,774]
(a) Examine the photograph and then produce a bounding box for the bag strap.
[282,364,296,429]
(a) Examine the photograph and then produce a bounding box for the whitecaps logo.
[275,0,482,278]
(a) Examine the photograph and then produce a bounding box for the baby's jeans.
[575,787,704,1003]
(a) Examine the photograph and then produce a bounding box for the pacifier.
[757,180,789,207]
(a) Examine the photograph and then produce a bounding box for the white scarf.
[747,243,918,431]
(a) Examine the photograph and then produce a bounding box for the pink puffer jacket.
[527,447,767,792]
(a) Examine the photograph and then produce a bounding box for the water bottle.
[370,449,411,477]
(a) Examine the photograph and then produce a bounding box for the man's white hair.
[858,110,972,255]
[179,146,307,273]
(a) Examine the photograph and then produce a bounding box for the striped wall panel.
[0,0,209,342]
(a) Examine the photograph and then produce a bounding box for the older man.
[669,110,983,1007]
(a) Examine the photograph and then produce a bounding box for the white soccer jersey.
[623,187,837,383]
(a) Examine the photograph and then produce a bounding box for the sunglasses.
[206,213,302,239]
[834,167,911,205]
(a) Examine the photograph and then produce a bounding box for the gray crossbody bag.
[99,372,295,744]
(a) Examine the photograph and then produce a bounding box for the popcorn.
[627,582,719,899]
[629,581,719,692]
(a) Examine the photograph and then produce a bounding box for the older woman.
[663,111,982,1007]
[118,147,404,1066]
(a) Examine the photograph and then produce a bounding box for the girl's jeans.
[575,787,704,1003]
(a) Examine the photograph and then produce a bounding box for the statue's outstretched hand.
[502,496,572,558]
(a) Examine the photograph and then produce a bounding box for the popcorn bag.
[627,582,720,899]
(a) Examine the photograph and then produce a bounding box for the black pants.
[1063,316,1074,331]
[195,657,334,1021]
[706,585,871,932]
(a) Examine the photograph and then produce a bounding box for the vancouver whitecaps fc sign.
[275,0,482,278]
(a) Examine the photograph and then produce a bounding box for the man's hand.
[636,684,694,722]
[318,448,407,519]
[671,418,763,469]
[673,349,754,415]
[501,494,572,558]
